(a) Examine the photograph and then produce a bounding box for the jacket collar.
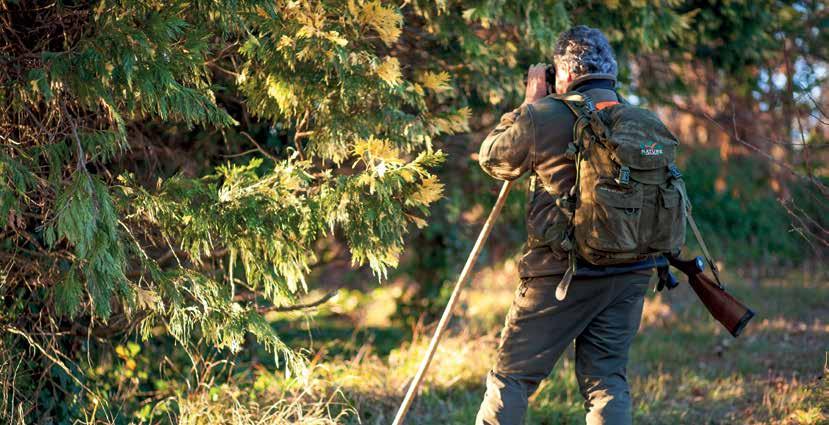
[565,73,617,92]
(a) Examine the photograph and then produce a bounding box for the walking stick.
[392,180,515,425]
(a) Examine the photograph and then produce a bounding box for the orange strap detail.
[595,100,620,110]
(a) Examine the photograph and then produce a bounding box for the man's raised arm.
[478,104,535,181]
[478,63,551,181]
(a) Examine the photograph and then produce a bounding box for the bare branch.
[257,288,340,313]
[240,131,279,162]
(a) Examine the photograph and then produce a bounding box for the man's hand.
[522,63,550,106]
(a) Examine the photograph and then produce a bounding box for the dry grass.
[165,259,827,424]
[173,371,353,425]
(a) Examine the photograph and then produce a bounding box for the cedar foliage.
[1,0,460,419]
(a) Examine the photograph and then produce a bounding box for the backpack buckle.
[668,164,682,179]
[560,237,574,252]
[556,194,577,212]
[582,96,596,112]
[615,166,631,185]
[565,143,578,160]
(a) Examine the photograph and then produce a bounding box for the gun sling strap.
[678,183,725,289]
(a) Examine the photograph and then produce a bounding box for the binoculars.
[542,65,556,85]
[522,64,556,94]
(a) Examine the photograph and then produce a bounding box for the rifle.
[661,253,755,337]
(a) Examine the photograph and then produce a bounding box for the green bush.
[680,148,823,268]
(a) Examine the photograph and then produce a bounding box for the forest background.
[1,0,827,424]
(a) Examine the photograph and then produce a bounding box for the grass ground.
[175,259,828,424]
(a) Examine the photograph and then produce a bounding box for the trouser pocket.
[514,277,556,312]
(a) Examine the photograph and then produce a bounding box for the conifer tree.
[1,1,461,419]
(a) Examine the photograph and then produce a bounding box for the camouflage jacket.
[478,73,620,278]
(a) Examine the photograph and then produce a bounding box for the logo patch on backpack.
[640,142,663,156]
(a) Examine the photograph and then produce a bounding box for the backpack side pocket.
[650,181,686,252]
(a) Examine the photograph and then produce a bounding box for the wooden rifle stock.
[666,254,755,337]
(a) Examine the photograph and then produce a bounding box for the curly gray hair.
[554,26,617,78]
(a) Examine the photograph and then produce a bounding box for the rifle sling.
[673,178,725,289]
[686,213,724,289]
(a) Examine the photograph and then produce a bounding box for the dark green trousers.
[476,271,651,425]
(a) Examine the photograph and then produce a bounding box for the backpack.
[553,91,688,268]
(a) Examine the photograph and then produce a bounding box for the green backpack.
[553,92,688,268]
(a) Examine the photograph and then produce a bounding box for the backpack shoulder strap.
[551,91,595,118]
[549,92,598,299]
[550,91,596,156]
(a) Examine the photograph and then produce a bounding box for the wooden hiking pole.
[392,180,515,425]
